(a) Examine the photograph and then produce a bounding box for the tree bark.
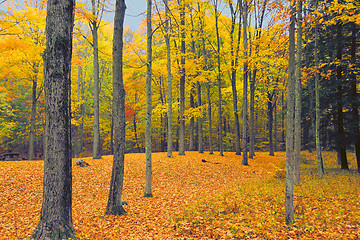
[91,0,101,159]
[214,0,223,156]
[268,92,274,156]
[249,69,256,158]
[178,0,186,155]
[189,90,196,151]
[285,0,296,225]
[144,0,153,197]
[29,78,38,160]
[242,0,248,165]
[314,2,324,176]
[106,0,127,215]
[30,0,75,238]
[229,0,242,156]
[197,82,204,153]
[294,0,302,185]
[165,0,173,158]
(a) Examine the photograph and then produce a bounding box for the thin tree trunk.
[249,69,256,158]
[105,0,127,215]
[29,78,37,160]
[189,90,196,151]
[314,2,324,176]
[30,0,75,237]
[268,92,274,156]
[165,0,173,158]
[215,0,223,156]
[144,0,153,197]
[178,0,186,155]
[197,82,203,153]
[229,0,242,156]
[92,0,101,159]
[294,0,302,185]
[285,0,296,225]
[242,0,248,165]
[274,99,278,151]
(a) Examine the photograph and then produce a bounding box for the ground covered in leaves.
[0,151,359,239]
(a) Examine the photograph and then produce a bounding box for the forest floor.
[0,151,359,239]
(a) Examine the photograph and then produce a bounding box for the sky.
[124,0,146,31]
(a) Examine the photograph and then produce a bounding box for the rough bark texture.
[249,70,255,158]
[242,1,248,166]
[165,0,173,158]
[30,0,75,238]
[294,0,302,185]
[268,92,274,156]
[105,0,127,216]
[178,0,186,156]
[285,0,295,225]
[91,0,101,160]
[189,91,196,151]
[144,0,153,197]
[215,0,223,156]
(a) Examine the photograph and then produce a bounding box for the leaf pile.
[0,151,281,239]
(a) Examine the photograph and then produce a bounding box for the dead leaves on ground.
[0,151,359,239]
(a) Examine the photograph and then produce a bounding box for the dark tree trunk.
[335,23,348,170]
[197,82,204,153]
[105,0,127,215]
[268,92,274,156]
[189,90,196,151]
[30,0,75,238]
[249,69,256,158]
[29,78,38,160]
[242,0,248,165]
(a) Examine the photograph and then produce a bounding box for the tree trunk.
[30,0,75,237]
[294,0,302,185]
[268,92,274,156]
[229,0,242,156]
[314,3,324,176]
[92,0,101,159]
[214,0,223,156]
[28,78,37,160]
[249,69,256,158]
[178,0,186,155]
[197,82,204,153]
[105,0,127,215]
[144,0,153,197]
[350,22,360,172]
[242,0,248,165]
[165,0,173,158]
[285,0,295,225]
[189,90,196,151]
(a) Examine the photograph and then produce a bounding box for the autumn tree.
[285,0,296,225]
[30,0,75,237]
[105,0,126,215]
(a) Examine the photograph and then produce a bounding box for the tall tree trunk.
[214,0,223,156]
[30,0,75,237]
[165,0,173,158]
[314,2,324,176]
[178,0,186,155]
[274,99,278,151]
[29,78,37,160]
[350,22,360,172]
[294,0,302,185]
[242,0,248,165]
[229,0,242,156]
[206,83,213,154]
[144,0,153,197]
[285,0,296,225]
[92,0,101,159]
[105,0,127,215]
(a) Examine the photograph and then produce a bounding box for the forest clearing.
[1,151,359,239]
